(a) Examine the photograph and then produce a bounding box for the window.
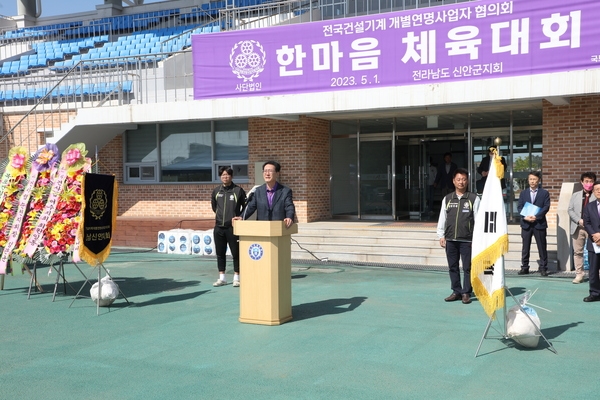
[214,120,249,181]
[124,120,249,184]
[160,122,212,182]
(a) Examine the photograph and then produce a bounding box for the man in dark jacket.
[436,168,480,304]
[434,152,458,196]
[517,171,550,276]
[240,160,296,228]
[211,166,246,287]
[476,146,507,194]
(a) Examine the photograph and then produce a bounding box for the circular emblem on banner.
[248,243,264,261]
[230,40,266,82]
[89,189,108,220]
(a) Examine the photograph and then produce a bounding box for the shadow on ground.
[292,296,367,321]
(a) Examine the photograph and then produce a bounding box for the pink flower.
[11,153,25,169]
[65,148,81,166]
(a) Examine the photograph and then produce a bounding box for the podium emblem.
[248,243,264,261]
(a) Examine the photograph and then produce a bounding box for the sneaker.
[233,280,240,287]
[213,279,227,287]
[573,275,585,284]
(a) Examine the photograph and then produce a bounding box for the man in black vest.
[436,168,480,304]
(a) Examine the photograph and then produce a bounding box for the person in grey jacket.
[568,172,597,283]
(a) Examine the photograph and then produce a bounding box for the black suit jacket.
[434,162,458,191]
[517,186,550,230]
[583,200,600,252]
[243,182,295,221]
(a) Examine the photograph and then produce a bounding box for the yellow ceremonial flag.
[471,150,508,318]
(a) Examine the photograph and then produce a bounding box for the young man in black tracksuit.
[436,168,480,304]
[211,166,246,287]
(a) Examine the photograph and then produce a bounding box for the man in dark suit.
[517,171,551,276]
[434,152,458,197]
[240,160,296,228]
[476,146,507,194]
[582,180,600,302]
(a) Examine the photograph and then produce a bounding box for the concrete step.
[291,221,558,271]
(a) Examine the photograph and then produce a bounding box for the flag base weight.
[69,262,130,315]
[474,286,557,357]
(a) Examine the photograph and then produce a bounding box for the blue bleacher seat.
[25,88,36,100]
[62,59,75,70]
[34,87,48,99]
[122,81,133,93]
[9,64,20,75]
[82,84,94,96]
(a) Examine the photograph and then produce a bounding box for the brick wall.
[104,116,331,246]
[248,116,331,222]
[0,110,74,158]
[113,217,214,248]
[542,95,600,226]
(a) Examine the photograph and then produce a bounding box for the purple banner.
[193,0,600,99]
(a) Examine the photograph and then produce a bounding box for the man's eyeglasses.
[263,170,276,174]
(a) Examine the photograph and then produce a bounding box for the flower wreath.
[41,144,91,261]
[0,147,30,251]
[14,144,60,263]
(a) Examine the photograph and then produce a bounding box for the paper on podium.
[520,202,541,217]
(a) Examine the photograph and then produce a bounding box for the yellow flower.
[51,223,64,237]
[32,187,45,200]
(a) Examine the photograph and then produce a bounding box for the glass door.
[396,138,427,220]
[359,139,393,218]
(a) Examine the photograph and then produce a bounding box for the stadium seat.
[122,81,133,93]
[34,87,49,100]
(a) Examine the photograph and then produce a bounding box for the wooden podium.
[234,220,297,325]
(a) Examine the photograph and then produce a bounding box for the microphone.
[242,185,261,220]
[246,185,260,202]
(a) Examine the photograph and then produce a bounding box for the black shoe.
[445,293,461,302]
[583,295,600,302]
[539,269,548,277]
[518,268,529,275]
